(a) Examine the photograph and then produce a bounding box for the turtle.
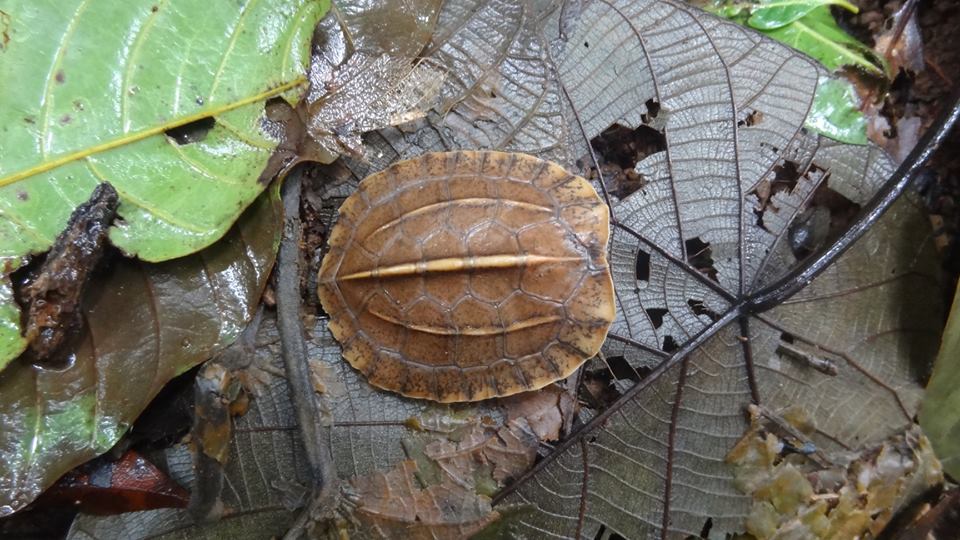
[317,151,615,402]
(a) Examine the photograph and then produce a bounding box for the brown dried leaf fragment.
[305,54,444,158]
[22,182,118,362]
[350,460,499,540]
[501,386,576,442]
[344,416,538,539]
[875,1,925,77]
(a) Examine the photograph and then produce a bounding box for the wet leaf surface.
[0,0,328,367]
[0,187,281,515]
[39,450,190,516]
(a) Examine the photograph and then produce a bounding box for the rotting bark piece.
[22,183,118,362]
[318,151,615,402]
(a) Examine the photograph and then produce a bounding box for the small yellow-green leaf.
[805,77,868,145]
[746,0,858,31]
[920,283,960,479]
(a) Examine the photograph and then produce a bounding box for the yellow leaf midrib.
[0,77,305,189]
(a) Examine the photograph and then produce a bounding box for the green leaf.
[804,77,868,144]
[746,0,858,31]
[0,184,281,515]
[921,283,960,480]
[0,0,327,368]
[763,6,884,75]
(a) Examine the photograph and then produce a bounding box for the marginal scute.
[318,151,615,402]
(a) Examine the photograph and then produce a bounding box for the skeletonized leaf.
[0,186,281,515]
[303,0,943,537]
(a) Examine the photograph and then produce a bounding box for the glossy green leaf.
[0,185,281,515]
[805,77,868,144]
[921,283,960,479]
[746,0,858,30]
[0,0,327,368]
[763,5,884,75]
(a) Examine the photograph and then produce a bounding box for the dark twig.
[276,172,336,538]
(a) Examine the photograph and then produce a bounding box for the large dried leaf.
[0,188,281,515]
[302,0,944,537]
[0,0,327,366]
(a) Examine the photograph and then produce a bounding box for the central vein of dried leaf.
[335,254,584,281]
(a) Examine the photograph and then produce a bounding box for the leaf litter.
[19,0,960,537]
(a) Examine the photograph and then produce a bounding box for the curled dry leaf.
[875,1,926,77]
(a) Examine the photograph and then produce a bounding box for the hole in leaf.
[788,180,861,260]
[662,335,678,353]
[581,369,623,408]
[700,517,714,538]
[588,123,666,198]
[165,116,216,145]
[643,98,660,122]
[737,110,763,127]
[645,308,667,329]
[593,525,626,540]
[635,248,651,282]
[683,237,718,282]
[687,299,721,322]
[605,355,649,382]
[748,159,804,232]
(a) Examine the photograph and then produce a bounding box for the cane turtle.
[318,151,614,402]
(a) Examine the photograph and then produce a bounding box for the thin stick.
[277,171,336,538]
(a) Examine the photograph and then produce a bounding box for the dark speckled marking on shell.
[318,151,615,403]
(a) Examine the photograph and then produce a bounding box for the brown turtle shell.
[318,151,614,402]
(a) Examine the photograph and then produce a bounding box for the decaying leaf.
[20,183,118,366]
[502,386,576,443]
[0,187,282,515]
[66,315,554,539]
[726,409,942,539]
[875,1,925,77]
[38,450,189,516]
[302,2,446,158]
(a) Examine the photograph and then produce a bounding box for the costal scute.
[318,151,615,402]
